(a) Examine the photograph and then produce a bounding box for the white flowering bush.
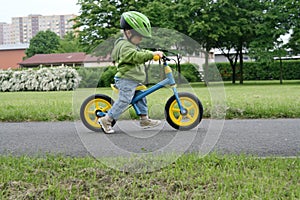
[0,66,81,92]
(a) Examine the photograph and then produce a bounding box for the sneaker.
[98,117,115,134]
[140,119,161,129]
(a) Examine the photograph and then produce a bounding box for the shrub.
[147,63,202,84]
[215,60,300,81]
[99,67,117,87]
[76,67,106,88]
[0,66,81,92]
[76,66,116,88]
[76,62,202,88]
[175,63,202,82]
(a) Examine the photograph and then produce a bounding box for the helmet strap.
[124,29,135,43]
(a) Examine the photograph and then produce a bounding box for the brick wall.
[0,49,26,69]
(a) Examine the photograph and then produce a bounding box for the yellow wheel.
[80,94,115,132]
[165,92,203,130]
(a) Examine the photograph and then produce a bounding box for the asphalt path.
[0,119,299,158]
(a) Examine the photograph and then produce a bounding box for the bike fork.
[171,86,187,115]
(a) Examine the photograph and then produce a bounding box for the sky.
[0,0,80,23]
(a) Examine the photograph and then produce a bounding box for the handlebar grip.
[153,54,160,61]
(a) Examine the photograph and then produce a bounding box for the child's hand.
[153,51,164,61]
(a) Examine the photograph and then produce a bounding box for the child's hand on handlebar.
[153,51,164,61]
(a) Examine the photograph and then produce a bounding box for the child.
[98,11,164,134]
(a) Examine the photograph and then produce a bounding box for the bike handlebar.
[149,48,179,62]
[153,54,160,61]
[162,55,171,61]
[153,54,171,62]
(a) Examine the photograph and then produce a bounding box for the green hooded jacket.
[111,38,153,82]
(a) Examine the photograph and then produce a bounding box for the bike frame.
[130,57,187,116]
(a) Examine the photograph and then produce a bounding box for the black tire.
[80,94,115,132]
[165,92,203,130]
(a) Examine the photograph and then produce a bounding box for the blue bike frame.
[131,58,187,116]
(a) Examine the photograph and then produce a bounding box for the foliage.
[76,66,116,88]
[171,63,202,83]
[277,0,300,55]
[73,0,126,52]
[99,67,117,87]
[248,0,300,67]
[73,0,189,53]
[211,0,270,84]
[286,28,300,55]
[0,67,81,92]
[71,0,300,85]
[55,32,84,53]
[76,67,106,88]
[76,61,202,88]
[25,30,60,58]
[77,63,202,88]
[215,61,300,81]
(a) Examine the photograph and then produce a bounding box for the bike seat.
[110,84,147,93]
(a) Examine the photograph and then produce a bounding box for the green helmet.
[120,11,152,38]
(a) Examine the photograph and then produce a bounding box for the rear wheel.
[165,92,203,130]
[80,94,115,132]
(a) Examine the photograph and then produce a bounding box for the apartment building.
[0,22,13,44]
[0,14,76,44]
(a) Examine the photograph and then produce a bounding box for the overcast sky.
[0,0,80,23]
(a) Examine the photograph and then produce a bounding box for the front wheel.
[165,92,203,130]
[80,94,115,132]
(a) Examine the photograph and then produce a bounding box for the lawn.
[0,80,299,121]
[0,80,299,199]
[0,154,299,199]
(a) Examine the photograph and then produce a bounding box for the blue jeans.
[107,78,148,120]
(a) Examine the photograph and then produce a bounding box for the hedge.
[76,67,107,88]
[0,66,81,92]
[213,60,300,81]
[2,60,297,92]
[76,63,202,88]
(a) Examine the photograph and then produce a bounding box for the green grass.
[0,91,74,121]
[0,154,299,199]
[0,81,300,121]
[1,81,299,199]
[217,81,300,119]
[0,80,299,121]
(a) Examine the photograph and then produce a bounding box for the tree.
[177,0,224,85]
[248,0,298,84]
[73,0,296,85]
[173,0,267,84]
[73,0,118,52]
[288,29,300,55]
[25,30,60,58]
[249,0,291,56]
[56,31,84,53]
[74,0,202,53]
[248,0,300,85]
[211,0,271,84]
[73,0,152,53]
[283,0,300,55]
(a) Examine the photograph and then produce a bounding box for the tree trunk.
[280,57,283,84]
[232,61,236,84]
[144,63,149,86]
[239,48,244,84]
[204,49,209,86]
[177,55,182,84]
